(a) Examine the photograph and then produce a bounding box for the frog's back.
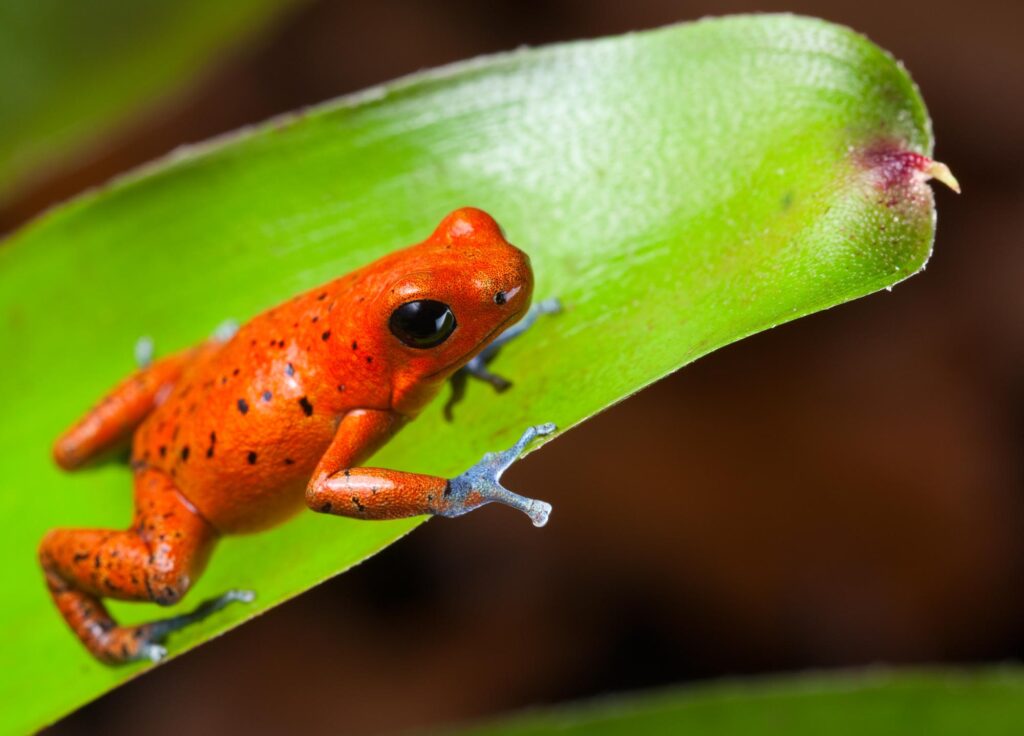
[132,275,393,532]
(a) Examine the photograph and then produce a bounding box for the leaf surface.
[0,15,945,732]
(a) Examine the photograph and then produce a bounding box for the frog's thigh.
[54,347,203,470]
[39,469,218,662]
[42,469,216,603]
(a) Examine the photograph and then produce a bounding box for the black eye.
[389,300,457,349]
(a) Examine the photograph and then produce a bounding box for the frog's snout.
[492,245,534,317]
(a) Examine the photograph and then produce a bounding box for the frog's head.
[372,207,534,415]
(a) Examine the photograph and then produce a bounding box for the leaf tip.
[855,142,960,206]
[924,160,961,194]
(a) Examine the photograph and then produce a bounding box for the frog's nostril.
[494,285,521,305]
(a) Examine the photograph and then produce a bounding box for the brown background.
[20,1,1022,734]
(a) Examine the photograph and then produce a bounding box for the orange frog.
[40,208,557,664]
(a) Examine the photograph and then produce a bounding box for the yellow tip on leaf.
[926,160,961,193]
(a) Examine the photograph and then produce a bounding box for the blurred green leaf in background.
[0,0,302,201]
[0,11,953,733]
[454,670,1024,736]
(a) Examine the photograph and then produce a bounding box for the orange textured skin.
[40,208,533,663]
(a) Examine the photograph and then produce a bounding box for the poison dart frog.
[40,207,556,665]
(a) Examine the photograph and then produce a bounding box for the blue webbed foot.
[443,423,557,526]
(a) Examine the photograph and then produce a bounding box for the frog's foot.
[139,589,256,659]
[136,316,237,369]
[442,423,557,527]
[99,589,255,663]
[211,318,240,343]
[469,298,562,385]
[461,361,513,393]
[60,588,254,665]
[134,335,155,369]
[445,298,562,420]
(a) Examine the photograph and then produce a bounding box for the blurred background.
[5,0,1019,734]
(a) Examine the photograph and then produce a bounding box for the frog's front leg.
[444,298,562,420]
[306,410,555,526]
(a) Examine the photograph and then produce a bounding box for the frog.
[39,207,556,665]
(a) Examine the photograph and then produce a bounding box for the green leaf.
[0,14,947,732]
[452,669,1024,735]
[0,0,300,200]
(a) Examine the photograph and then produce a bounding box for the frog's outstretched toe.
[501,422,556,464]
[527,499,553,527]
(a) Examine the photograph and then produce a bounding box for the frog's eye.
[389,300,457,349]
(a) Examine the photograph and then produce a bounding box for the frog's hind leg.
[39,469,250,664]
[53,346,207,471]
